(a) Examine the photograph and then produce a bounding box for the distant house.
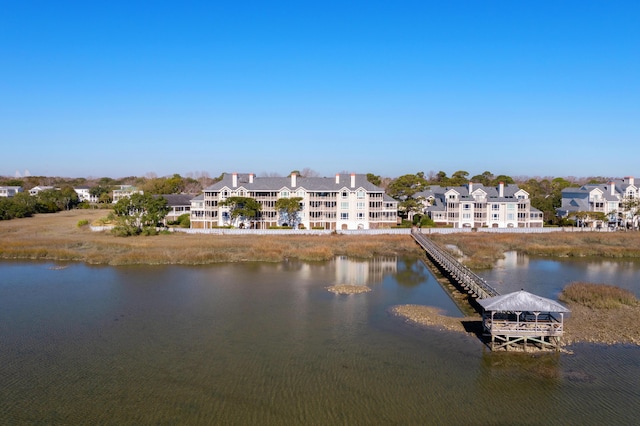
[558,176,638,228]
[159,194,193,224]
[418,181,544,228]
[112,185,143,203]
[74,186,99,203]
[193,172,398,230]
[29,186,55,196]
[0,186,23,197]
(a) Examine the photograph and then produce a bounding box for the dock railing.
[410,228,499,299]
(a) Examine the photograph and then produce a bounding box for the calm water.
[1,256,639,424]
[477,251,640,299]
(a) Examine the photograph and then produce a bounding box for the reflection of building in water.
[335,256,397,285]
[497,251,529,269]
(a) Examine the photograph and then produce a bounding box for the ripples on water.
[0,258,639,424]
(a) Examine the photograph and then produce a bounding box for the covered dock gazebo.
[478,290,570,351]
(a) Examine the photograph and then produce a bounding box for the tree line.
[0,187,81,220]
[0,169,624,226]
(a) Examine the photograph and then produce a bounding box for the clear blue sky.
[1,1,638,180]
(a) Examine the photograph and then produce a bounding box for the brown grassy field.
[0,210,422,265]
[432,231,640,269]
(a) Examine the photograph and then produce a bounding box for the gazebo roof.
[477,290,570,313]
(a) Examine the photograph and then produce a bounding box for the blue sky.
[1,1,638,180]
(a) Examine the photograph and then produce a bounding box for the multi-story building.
[419,181,544,228]
[0,186,23,197]
[558,176,638,228]
[112,185,143,203]
[160,194,193,224]
[192,173,398,230]
[74,186,99,203]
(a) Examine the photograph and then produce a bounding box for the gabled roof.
[204,173,385,193]
[478,290,570,313]
[419,183,525,203]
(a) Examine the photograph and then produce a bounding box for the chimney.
[249,173,254,184]
[627,176,635,186]
[232,172,238,188]
[468,181,473,193]
[498,182,504,198]
[350,173,356,188]
[610,182,615,196]
[335,174,340,184]
[291,172,297,187]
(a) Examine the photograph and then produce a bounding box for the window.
[492,204,499,210]
[357,190,365,199]
[462,213,471,219]
[357,212,365,219]
[357,202,365,209]
[463,203,471,210]
[281,191,289,198]
[492,213,499,220]
[507,213,515,220]
[341,212,349,220]
[341,202,349,209]
[341,191,349,198]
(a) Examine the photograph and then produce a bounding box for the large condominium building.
[419,181,544,228]
[558,176,638,228]
[191,173,398,230]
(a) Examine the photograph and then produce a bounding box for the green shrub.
[177,213,190,228]
[76,219,89,227]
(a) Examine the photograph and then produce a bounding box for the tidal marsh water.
[1,256,639,424]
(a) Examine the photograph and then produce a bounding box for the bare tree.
[300,168,321,177]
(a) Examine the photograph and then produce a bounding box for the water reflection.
[479,251,640,298]
[334,255,398,286]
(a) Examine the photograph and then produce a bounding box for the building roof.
[478,290,570,313]
[157,194,194,207]
[204,173,386,193]
[417,182,526,203]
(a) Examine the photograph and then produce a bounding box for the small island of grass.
[326,285,372,295]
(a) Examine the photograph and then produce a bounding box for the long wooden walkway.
[411,229,499,300]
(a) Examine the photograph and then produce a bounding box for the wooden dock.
[411,229,568,351]
[410,228,499,300]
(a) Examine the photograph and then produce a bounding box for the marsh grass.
[560,282,638,309]
[0,210,422,265]
[432,232,640,268]
[4,211,640,267]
